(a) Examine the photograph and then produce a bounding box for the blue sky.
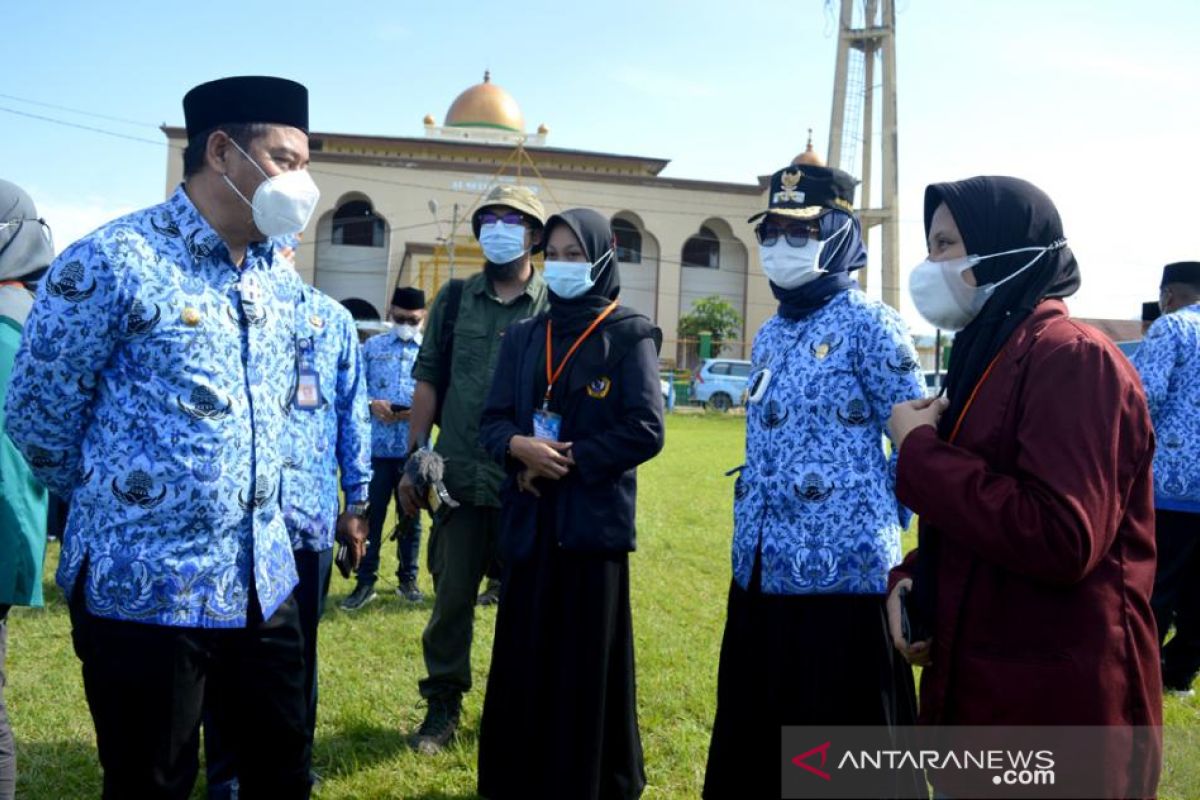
[2,0,1197,326]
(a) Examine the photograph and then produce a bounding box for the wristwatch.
[345,501,370,519]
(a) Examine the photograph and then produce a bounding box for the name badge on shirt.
[295,337,320,410]
[533,408,562,442]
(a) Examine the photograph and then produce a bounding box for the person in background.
[0,179,52,800]
[1142,300,1161,337]
[342,286,427,611]
[398,185,549,754]
[5,76,362,798]
[477,208,664,799]
[888,176,1160,798]
[1132,261,1200,697]
[703,164,925,800]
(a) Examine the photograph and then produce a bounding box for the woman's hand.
[888,396,949,450]
[509,435,574,480]
[516,469,541,497]
[886,578,933,666]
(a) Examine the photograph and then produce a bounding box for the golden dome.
[423,114,435,126]
[537,123,549,135]
[793,129,825,167]
[444,71,525,133]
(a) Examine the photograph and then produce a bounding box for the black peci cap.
[183,76,309,138]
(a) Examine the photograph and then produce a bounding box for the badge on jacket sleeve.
[587,376,612,399]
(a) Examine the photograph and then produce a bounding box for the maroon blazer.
[891,301,1162,793]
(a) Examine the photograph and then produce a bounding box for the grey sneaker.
[397,579,425,603]
[339,583,377,611]
[409,694,461,755]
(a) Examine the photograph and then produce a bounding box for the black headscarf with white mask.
[925,176,1081,437]
[909,176,1081,636]
[536,209,660,402]
[770,209,868,320]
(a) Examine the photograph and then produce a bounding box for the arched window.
[332,200,385,247]
[682,225,720,269]
[612,218,642,264]
[340,297,381,321]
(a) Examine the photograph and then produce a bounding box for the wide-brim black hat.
[184,76,309,138]
[748,164,858,223]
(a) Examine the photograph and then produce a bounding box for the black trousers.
[1151,508,1200,688]
[69,587,310,800]
[206,548,332,797]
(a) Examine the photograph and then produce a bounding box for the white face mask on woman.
[908,241,1066,331]
[759,220,851,289]
[223,139,320,238]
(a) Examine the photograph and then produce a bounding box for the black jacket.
[479,314,665,562]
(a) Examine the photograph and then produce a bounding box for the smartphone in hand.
[335,541,353,579]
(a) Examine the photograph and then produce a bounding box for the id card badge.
[532,408,562,442]
[295,338,320,410]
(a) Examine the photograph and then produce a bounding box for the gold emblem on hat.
[814,343,830,360]
[182,307,202,326]
[309,314,325,329]
[773,169,805,204]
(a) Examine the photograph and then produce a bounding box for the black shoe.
[476,581,501,607]
[409,694,461,755]
[396,579,425,603]
[339,583,377,611]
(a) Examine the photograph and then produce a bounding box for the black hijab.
[927,176,1081,437]
[909,176,1081,637]
[538,209,660,384]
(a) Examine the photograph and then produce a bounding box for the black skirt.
[703,569,923,800]
[478,499,646,800]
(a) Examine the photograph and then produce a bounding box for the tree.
[678,295,742,356]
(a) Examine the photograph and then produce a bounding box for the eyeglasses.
[755,220,821,247]
[0,217,52,243]
[479,212,526,226]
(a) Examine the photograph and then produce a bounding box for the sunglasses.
[479,212,526,226]
[755,220,820,247]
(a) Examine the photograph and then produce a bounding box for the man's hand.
[886,578,933,666]
[509,435,574,480]
[335,511,368,569]
[888,396,949,450]
[370,399,399,424]
[397,471,427,517]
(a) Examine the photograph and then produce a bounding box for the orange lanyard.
[544,300,619,406]
[947,347,1007,444]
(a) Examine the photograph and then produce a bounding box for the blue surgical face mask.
[478,221,528,264]
[544,249,614,299]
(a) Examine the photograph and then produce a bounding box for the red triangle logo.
[791,741,832,781]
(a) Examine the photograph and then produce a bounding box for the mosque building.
[163,72,833,365]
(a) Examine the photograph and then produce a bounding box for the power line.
[0,100,770,219]
[0,92,160,128]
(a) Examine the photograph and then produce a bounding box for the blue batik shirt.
[1131,304,1200,513]
[732,289,925,595]
[361,328,422,458]
[282,287,372,551]
[4,186,304,628]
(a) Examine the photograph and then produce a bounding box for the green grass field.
[6,414,1199,798]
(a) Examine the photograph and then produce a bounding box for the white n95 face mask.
[759,220,850,289]
[908,241,1066,331]
[224,139,320,238]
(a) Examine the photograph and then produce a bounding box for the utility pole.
[826,0,900,309]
